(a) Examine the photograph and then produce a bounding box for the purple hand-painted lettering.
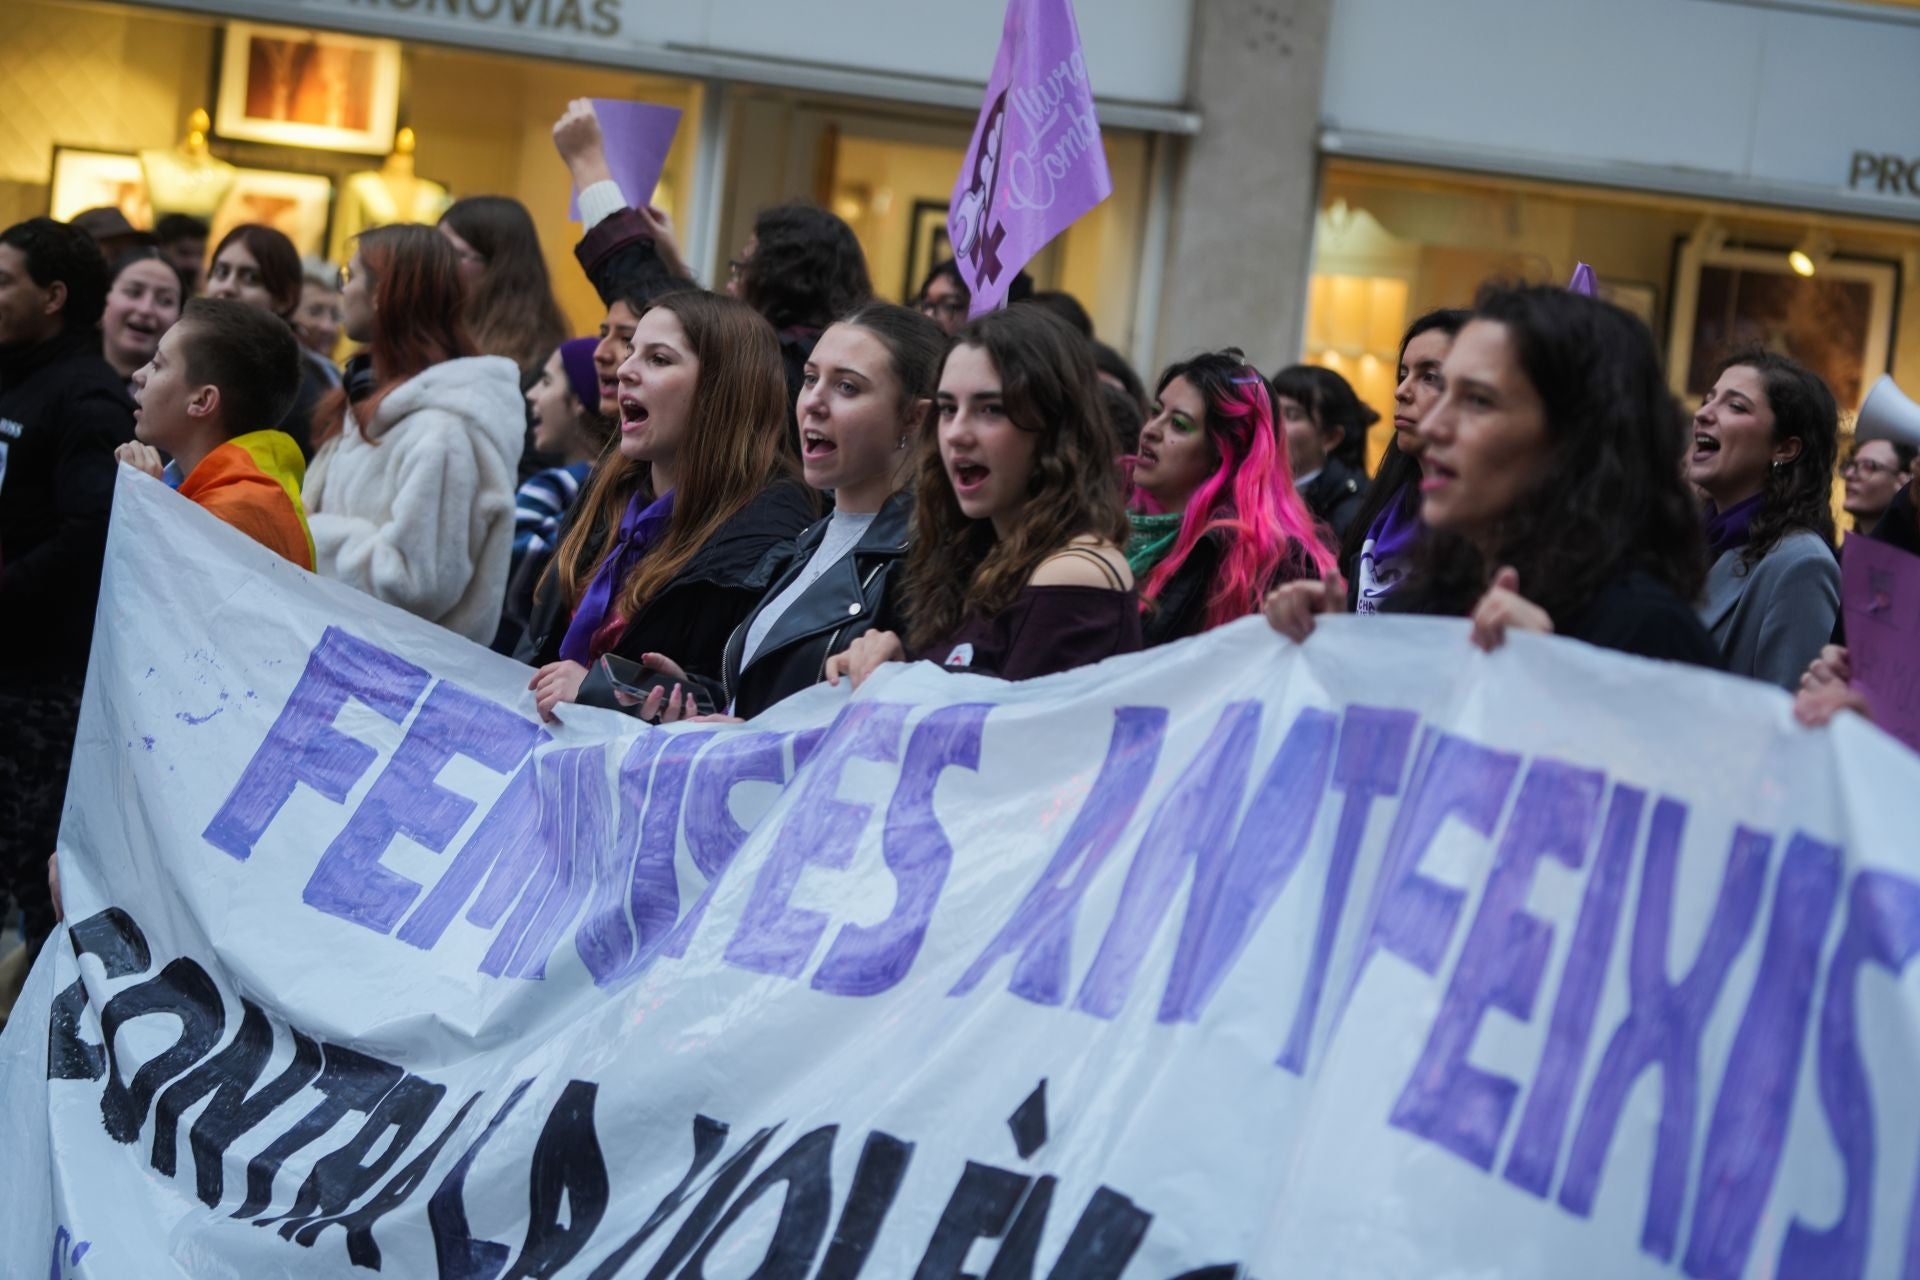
[302,680,539,933]
[1779,870,1920,1280]
[572,734,666,987]
[203,627,429,862]
[394,752,544,951]
[1685,834,1841,1278]
[726,705,908,979]
[1157,707,1338,1027]
[814,703,992,998]
[1075,702,1262,1020]
[1277,706,1417,1071]
[1390,760,1604,1170]
[1343,732,1521,1010]
[480,744,613,979]
[670,731,790,959]
[1559,804,1769,1261]
[1504,784,1645,1198]
[949,707,1166,1006]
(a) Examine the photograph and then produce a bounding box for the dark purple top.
[918,585,1143,681]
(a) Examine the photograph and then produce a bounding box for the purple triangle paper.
[568,100,682,221]
[949,0,1113,318]
[1567,262,1598,297]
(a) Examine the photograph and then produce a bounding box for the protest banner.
[4,470,1920,1277]
[948,0,1112,317]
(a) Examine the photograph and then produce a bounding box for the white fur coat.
[305,356,525,643]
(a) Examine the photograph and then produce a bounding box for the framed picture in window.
[214,21,401,155]
[48,148,149,225]
[904,199,954,302]
[1668,240,1898,412]
[208,168,336,259]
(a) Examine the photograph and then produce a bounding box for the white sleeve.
[578,180,628,232]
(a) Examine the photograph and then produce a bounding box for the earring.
[898,434,908,450]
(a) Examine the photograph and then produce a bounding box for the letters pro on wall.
[1668,239,1897,412]
[214,22,401,155]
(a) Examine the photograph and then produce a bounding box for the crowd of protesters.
[2,98,1915,1014]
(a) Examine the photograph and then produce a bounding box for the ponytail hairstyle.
[549,291,801,624]
[312,224,473,447]
[1137,351,1335,629]
[904,305,1128,650]
[1269,363,1380,473]
[1713,348,1839,568]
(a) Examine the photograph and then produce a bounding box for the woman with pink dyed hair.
[1127,351,1335,647]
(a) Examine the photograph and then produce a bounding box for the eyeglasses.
[916,297,966,320]
[1843,457,1899,478]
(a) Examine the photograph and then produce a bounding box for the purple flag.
[568,99,682,221]
[949,0,1112,318]
[1567,262,1598,296]
[1842,535,1920,754]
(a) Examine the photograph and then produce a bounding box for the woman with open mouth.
[1127,350,1332,647]
[99,248,182,392]
[1277,284,1721,665]
[1690,350,1841,691]
[521,291,814,722]
[634,302,946,723]
[825,305,1138,687]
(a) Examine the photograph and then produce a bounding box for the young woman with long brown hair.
[302,224,525,642]
[438,195,570,386]
[828,305,1137,686]
[522,290,814,720]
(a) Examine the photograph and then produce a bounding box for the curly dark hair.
[2,217,109,332]
[1338,308,1470,576]
[904,305,1129,650]
[1712,348,1838,570]
[740,204,872,332]
[1415,284,1706,625]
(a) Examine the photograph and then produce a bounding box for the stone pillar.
[1154,0,1333,373]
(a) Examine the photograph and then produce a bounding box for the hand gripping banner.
[5,470,1920,1278]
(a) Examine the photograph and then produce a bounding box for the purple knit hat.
[558,337,601,407]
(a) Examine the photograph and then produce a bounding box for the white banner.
[5,469,1920,1278]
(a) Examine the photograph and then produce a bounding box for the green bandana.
[1126,511,1185,581]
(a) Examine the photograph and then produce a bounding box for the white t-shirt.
[740,509,879,670]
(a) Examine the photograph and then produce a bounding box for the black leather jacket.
[718,490,913,719]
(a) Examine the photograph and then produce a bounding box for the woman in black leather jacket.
[639,302,947,721]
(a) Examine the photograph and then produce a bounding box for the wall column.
[1154,0,1333,373]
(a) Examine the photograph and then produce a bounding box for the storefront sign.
[157,0,1193,117]
[344,0,621,38]
[1849,150,1920,198]
[1323,0,1920,221]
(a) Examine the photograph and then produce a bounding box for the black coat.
[575,208,693,308]
[519,478,816,715]
[1300,456,1367,543]
[1142,530,1323,648]
[717,490,912,718]
[0,330,136,681]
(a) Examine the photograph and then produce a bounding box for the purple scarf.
[1354,487,1424,613]
[558,489,675,665]
[1703,494,1763,560]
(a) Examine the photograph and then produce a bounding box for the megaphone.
[1857,375,1920,450]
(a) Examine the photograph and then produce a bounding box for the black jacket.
[0,330,136,681]
[575,208,693,308]
[519,478,816,714]
[1301,457,1367,543]
[1142,531,1323,648]
[717,490,912,718]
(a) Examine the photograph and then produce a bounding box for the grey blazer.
[1697,529,1839,692]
